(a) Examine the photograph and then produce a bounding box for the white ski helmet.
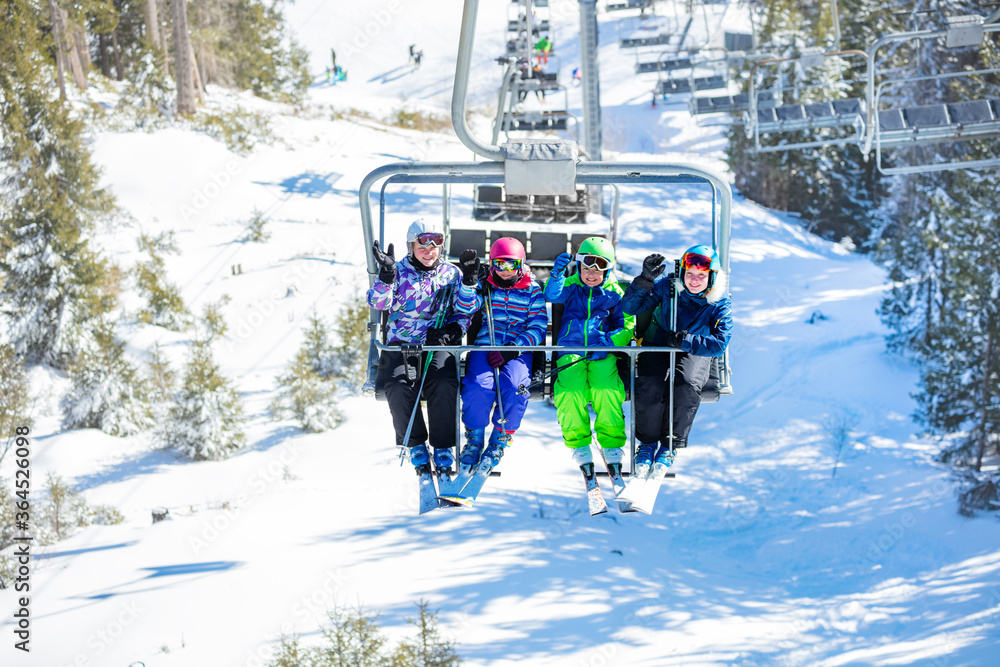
[406,218,443,244]
[405,217,445,268]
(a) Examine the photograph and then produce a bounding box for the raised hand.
[459,249,480,286]
[641,253,666,283]
[550,252,572,277]
[373,240,396,284]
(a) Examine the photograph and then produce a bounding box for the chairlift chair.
[362,0,735,477]
[744,49,870,153]
[861,16,1000,174]
[606,0,653,13]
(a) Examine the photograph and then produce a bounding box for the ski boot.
[408,443,431,475]
[633,443,657,480]
[650,444,675,478]
[482,428,513,468]
[433,447,455,478]
[458,428,485,471]
[601,446,624,479]
[570,446,594,467]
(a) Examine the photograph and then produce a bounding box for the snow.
[3,1,1000,666]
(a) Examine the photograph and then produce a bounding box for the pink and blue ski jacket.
[455,271,547,347]
[367,256,475,345]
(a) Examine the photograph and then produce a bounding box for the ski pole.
[483,288,508,435]
[400,283,456,457]
[516,352,590,394]
[667,259,680,460]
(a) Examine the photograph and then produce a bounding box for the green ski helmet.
[575,237,616,275]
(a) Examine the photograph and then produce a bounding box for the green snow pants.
[552,354,627,450]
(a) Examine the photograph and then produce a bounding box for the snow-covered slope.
[3,2,999,666]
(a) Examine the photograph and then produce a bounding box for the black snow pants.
[634,351,713,449]
[380,349,458,450]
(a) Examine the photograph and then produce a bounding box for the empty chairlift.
[861,15,1000,174]
[744,48,869,153]
[606,0,653,12]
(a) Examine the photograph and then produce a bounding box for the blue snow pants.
[461,351,533,432]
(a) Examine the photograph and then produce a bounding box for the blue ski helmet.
[680,245,720,294]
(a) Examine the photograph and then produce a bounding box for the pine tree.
[0,0,115,368]
[163,340,246,460]
[315,604,390,667]
[60,318,154,436]
[0,343,32,460]
[391,601,462,667]
[271,348,342,433]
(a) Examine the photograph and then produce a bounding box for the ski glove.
[664,329,688,349]
[487,348,520,369]
[459,249,481,286]
[632,253,665,291]
[587,331,611,361]
[372,240,396,284]
[550,252,572,277]
[425,322,463,347]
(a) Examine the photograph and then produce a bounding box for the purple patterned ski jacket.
[367,256,475,344]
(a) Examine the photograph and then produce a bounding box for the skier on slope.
[622,245,733,476]
[454,237,547,474]
[544,238,635,484]
[368,219,480,476]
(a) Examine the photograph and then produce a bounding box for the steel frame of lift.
[358,0,734,465]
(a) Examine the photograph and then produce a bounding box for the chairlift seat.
[607,0,652,11]
[449,229,489,258]
[755,97,865,133]
[527,232,569,260]
[875,99,1000,148]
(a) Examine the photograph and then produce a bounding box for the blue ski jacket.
[544,271,634,348]
[622,271,732,357]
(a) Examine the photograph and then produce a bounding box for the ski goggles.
[491,258,522,272]
[682,252,714,272]
[575,253,613,271]
[414,232,444,248]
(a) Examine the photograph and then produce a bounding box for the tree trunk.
[98,33,111,77]
[59,9,87,91]
[189,40,205,103]
[142,0,169,76]
[171,0,196,115]
[975,325,994,472]
[73,23,91,71]
[47,0,67,98]
[111,29,124,81]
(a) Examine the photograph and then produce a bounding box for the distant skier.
[545,238,635,492]
[454,237,547,477]
[367,219,478,476]
[622,245,733,477]
[534,35,552,64]
[330,47,337,71]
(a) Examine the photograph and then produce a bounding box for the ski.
[417,470,440,514]
[625,462,673,515]
[598,449,637,514]
[438,457,496,508]
[605,466,636,514]
[580,463,608,516]
[436,464,474,499]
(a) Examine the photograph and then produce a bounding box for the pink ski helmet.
[489,237,526,261]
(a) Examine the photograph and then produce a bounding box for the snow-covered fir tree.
[271,313,342,432]
[0,343,32,450]
[163,340,246,460]
[60,319,153,436]
[0,0,115,368]
[134,231,189,330]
